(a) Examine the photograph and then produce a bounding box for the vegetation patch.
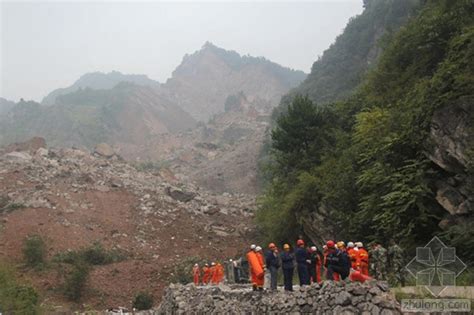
[22,234,46,269]
[133,291,154,311]
[0,262,39,314]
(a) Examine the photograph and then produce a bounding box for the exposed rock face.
[427,96,473,222]
[162,42,306,122]
[155,281,400,314]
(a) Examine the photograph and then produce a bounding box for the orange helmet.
[297,239,305,246]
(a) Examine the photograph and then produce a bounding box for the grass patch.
[63,262,90,302]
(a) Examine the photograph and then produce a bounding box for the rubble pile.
[155,281,401,314]
[0,145,255,220]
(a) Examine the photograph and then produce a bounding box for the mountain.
[42,71,159,105]
[0,98,15,115]
[162,42,306,121]
[0,83,195,148]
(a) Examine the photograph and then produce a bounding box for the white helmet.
[310,246,317,252]
[347,242,355,248]
[250,244,256,250]
[355,242,363,248]
[256,246,262,252]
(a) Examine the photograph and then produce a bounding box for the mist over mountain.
[41,71,159,105]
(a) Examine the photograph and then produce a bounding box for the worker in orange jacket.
[216,262,224,284]
[255,246,265,289]
[355,242,369,276]
[210,262,218,284]
[347,242,358,270]
[192,263,200,285]
[202,263,211,284]
[247,244,264,290]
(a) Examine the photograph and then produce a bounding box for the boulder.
[165,187,196,202]
[94,143,115,158]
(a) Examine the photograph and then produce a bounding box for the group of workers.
[192,262,225,285]
[246,239,404,291]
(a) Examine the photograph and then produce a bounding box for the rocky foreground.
[154,281,400,315]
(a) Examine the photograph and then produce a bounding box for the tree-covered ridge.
[258,0,474,262]
[278,0,421,112]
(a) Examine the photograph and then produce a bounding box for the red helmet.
[326,240,335,248]
[296,239,305,246]
[268,243,276,249]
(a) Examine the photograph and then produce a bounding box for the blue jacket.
[280,251,294,270]
[295,247,308,265]
[265,250,280,268]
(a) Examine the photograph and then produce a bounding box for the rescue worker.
[388,240,405,286]
[193,263,200,285]
[337,241,351,278]
[325,240,350,280]
[246,245,259,290]
[308,246,322,283]
[280,244,295,291]
[355,242,369,276]
[295,239,310,285]
[216,262,225,284]
[265,243,280,291]
[210,262,218,285]
[255,246,265,290]
[347,242,357,270]
[202,263,211,285]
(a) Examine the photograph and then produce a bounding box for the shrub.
[22,235,46,269]
[0,262,39,314]
[63,262,89,302]
[132,291,154,310]
[53,242,126,266]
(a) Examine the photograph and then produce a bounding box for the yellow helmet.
[283,244,290,249]
[337,241,346,249]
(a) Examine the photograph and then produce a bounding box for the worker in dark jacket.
[280,243,294,291]
[325,240,350,280]
[295,239,310,285]
[265,243,280,291]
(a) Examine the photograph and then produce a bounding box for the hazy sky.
[1,1,363,102]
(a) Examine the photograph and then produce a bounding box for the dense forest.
[257,0,474,263]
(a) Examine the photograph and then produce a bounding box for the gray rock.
[94,143,115,158]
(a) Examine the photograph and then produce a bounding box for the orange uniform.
[215,263,224,284]
[192,265,200,285]
[247,250,264,289]
[210,265,218,284]
[315,255,322,283]
[357,248,369,276]
[202,266,210,284]
[347,248,358,270]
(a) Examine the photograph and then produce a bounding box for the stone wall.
[154,281,401,314]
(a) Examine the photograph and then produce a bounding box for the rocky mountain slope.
[122,91,270,194]
[0,138,255,311]
[0,83,196,148]
[0,97,15,115]
[162,42,306,121]
[42,71,159,105]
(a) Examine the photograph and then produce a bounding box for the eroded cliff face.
[428,96,474,227]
